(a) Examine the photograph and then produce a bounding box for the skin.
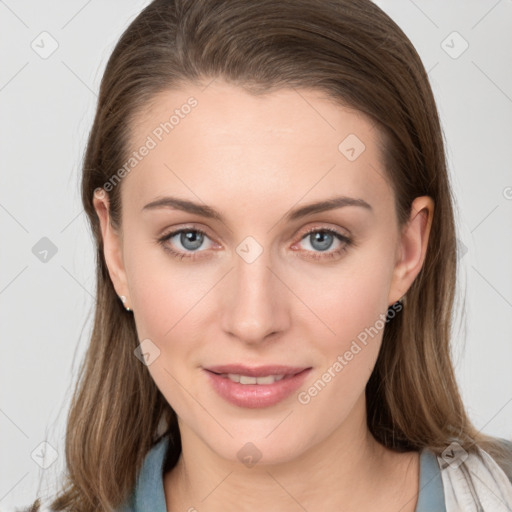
[94,79,434,511]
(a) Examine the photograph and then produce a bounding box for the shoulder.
[496,438,512,483]
[480,436,512,484]
[435,438,512,511]
[21,437,171,512]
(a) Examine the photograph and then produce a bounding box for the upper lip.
[205,364,311,377]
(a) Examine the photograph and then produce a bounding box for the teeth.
[221,373,286,384]
[239,375,257,384]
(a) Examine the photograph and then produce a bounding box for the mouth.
[203,365,312,408]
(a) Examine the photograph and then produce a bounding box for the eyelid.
[296,223,351,240]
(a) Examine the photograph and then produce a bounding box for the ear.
[92,189,130,305]
[388,196,434,305]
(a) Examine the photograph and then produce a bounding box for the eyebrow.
[141,195,373,222]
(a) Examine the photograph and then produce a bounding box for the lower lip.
[204,368,312,408]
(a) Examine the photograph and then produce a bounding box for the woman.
[29,0,512,510]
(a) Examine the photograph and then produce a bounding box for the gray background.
[1,0,511,509]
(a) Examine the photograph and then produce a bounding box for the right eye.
[157,227,216,260]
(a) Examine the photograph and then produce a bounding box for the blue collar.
[118,436,445,511]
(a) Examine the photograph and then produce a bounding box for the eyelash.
[156,226,353,262]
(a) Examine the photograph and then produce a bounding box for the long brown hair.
[30,0,510,509]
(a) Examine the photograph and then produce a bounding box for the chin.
[200,427,312,468]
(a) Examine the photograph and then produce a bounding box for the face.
[94,80,432,465]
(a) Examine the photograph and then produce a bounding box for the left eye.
[297,229,345,252]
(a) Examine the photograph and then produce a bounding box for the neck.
[163,394,418,511]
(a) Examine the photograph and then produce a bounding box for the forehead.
[123,80,392,216]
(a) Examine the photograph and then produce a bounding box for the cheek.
[123,228,208,340]
[293,243,395,405]
[125,247,209,418]
[124,239,217,406]
[302,247,395,350]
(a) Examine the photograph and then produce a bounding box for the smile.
[204,368,312,408]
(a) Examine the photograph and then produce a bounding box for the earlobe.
[388,196,434,305]
[92,189,130,304]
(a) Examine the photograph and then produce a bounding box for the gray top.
[117,436,446,511]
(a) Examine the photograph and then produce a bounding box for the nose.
[220,248,290,345]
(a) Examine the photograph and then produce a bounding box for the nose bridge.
[221,237,288,343]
